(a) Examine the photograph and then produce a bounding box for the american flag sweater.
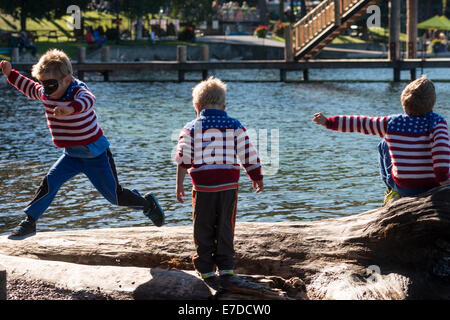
[175,109,263,192]
[7,69,102,148]
[326,112,450,189]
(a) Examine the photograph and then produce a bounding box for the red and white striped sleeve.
[69,86,96,114]
[174,128,194,169]
[430,120,450,183]
[326,115,388,138]
[235,127,263,182]
[7,69,43,100]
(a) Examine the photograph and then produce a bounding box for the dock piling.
[101,46,110,81]
[406,0,418,81]
[389,0,401,82]
[11,48,19,63]
[303,69,309,81]
[280,69,286,82]
[77,47,86,81]
[201,45,209,80]
[284,25,294,63]
[177,45,187,82]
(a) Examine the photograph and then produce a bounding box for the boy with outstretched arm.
[1,49,164,239]
[313,75,450,205]
[175,77,263,283]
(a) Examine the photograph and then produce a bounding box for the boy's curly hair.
[192,77,226,108]
[31,49,73,81]
[401,75,436,116]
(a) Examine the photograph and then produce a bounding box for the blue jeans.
[24,148,148,220]
[378,140,430,197]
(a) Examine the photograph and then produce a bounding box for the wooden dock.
[11,58,450,82]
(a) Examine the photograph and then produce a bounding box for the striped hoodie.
[175,109,263,192]
[7,69,102,148]
[326,112,450,189]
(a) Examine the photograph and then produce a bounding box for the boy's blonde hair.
[31,49,73,81]
[401,75,436,116]
[192,77,226,108]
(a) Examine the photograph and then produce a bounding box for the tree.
[120,0,166,40]
[258,0,268,25]
[301,0,307,19]
[120,0,166,17]
[0,0,90,31]
[170,0,215,25]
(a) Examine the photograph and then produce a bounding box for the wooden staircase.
[292,0,382,60]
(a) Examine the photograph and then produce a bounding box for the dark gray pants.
[192,189,238,274]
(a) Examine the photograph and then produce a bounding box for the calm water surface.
[1,68,449,235]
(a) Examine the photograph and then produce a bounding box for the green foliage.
[273,23,286,38]
[254,25,268,38]
[120,0,166,18]
[170,0,214,24]
[0,0,90,30]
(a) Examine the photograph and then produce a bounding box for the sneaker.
[8,215,36,240]
[203,275,222,292]
[219,269,235,277]
[200,271,216,279]
[383,187,400,206]
[143,193,165,227]
[219,273,243,289]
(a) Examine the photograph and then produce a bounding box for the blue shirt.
[64,135,110,158]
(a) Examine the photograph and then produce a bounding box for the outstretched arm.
[313,112,388,138]
[2,61,43,101]
[430,120,450,185]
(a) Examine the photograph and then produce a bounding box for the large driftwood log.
[0,254,298,300]
[1,185,450,299]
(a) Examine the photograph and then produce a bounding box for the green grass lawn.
[0,10,205,61]
[0,10,175,41]
[368,27,409,42]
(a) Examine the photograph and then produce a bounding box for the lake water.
[1,68,449,235]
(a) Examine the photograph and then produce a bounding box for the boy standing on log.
[0,50,164,239]
[175,77,263,281]
[313,75,450,205]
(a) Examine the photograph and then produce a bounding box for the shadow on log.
[1,185,450,299]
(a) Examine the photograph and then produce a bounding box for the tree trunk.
[136,16,143,40]
[1,186,450,299]
[258,0,269,25]
[279,0,285,22]
[20,8,27,31]
[301,0,307,18]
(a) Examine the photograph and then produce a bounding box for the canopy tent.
[418,15,450,31]
[441,15,450,26]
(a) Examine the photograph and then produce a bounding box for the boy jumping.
[1,49,164,239]
[175,77,263,281]
[313,75,450,205]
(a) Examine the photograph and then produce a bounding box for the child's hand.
[53,106,74,117]
[176,183,185,203]
[313,113,327,126]
[0,60,11,77]
[253,180,263,193]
